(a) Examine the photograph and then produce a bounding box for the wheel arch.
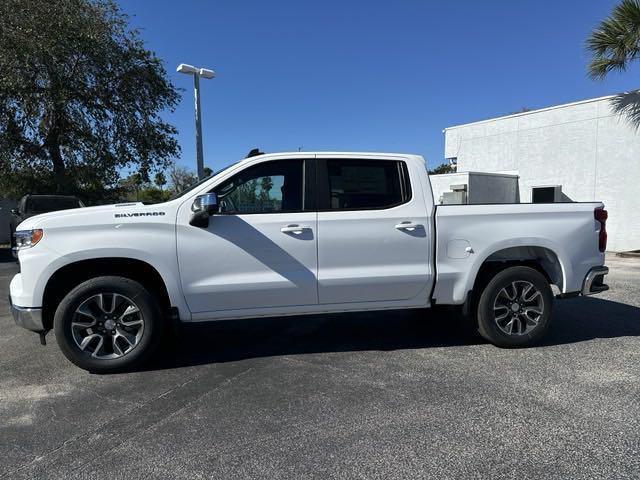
[478,245,565,289]
[464,244,567,309]
[452,243,565,318]
[41,257,174,330]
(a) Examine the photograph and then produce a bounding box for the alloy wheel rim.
[71,293,145,359]
[492,281,544,336]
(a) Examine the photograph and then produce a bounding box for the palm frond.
[587,0,640,79]
[610,90,640,129]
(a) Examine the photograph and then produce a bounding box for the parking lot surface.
[1,250,639,479]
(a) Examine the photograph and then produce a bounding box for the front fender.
[17,222,190,321]
[33,248,188,320]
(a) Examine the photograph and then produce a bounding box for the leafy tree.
[223,179,259,212]
[131,173,145,188]
[428,163,456,175]
[119,173,170,203]
[138,186,171,204]
[587,0,640,127]
[120,172,144,201]
[260,176,273,193]
[168,164,198,195]
[0,0,181,198]
[259,176,273,203]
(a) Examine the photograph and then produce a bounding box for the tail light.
[594,207,608,252]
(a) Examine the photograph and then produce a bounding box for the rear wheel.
[54,276,164,373]
[476,266,553,347]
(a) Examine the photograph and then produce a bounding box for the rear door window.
[318,159,411,210]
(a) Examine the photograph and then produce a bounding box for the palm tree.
[154,172,167,191]
[587,0,640,127]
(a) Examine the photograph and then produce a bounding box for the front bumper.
[581,266,609,296]
[9,296,45,332]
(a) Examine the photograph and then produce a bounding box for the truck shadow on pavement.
[145,297,640,371]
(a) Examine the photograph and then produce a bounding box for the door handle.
[395,222,421,231]
[281,225,311,234]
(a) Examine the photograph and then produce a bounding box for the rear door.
[316,155,434,305]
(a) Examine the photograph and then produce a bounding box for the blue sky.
[121,0,639,172]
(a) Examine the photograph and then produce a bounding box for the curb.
[616,251,640,258]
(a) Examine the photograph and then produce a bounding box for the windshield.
[170,161,241,200]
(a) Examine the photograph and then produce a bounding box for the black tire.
[54,276,164,373]
[476,266,553,348]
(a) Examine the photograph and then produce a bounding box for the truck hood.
[16,202,156,230]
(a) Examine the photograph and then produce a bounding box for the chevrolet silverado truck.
[9,152,609,372]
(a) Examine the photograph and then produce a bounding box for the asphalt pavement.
[1,250,639,479]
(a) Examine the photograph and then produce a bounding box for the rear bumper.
[9,296,45,332]
[581,266,609,296]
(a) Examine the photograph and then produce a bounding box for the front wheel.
[476,266,553,348]
[54,276,164,373]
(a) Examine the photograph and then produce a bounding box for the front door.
[177,158,318,315]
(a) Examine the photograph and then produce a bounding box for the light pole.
[177,63,215,179]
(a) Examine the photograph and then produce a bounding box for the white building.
[443,94,640,252]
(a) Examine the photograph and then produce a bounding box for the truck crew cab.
[9,152,609,372]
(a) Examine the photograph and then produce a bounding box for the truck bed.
[432,202,605,304]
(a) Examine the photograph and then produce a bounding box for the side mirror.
[11,208,19,216]
[189,193,218,228]
[191,192,218,215]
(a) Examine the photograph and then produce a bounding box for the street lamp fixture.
[177,63,216,179]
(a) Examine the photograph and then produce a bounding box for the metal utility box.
[441,191,467,204]
[429,171,519,205]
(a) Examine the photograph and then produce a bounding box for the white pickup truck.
[9,152,609,372]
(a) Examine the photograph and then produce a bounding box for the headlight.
[13,229,44,250]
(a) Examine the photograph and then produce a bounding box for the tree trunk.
[45,103,68,194]
[46,138,67,194]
